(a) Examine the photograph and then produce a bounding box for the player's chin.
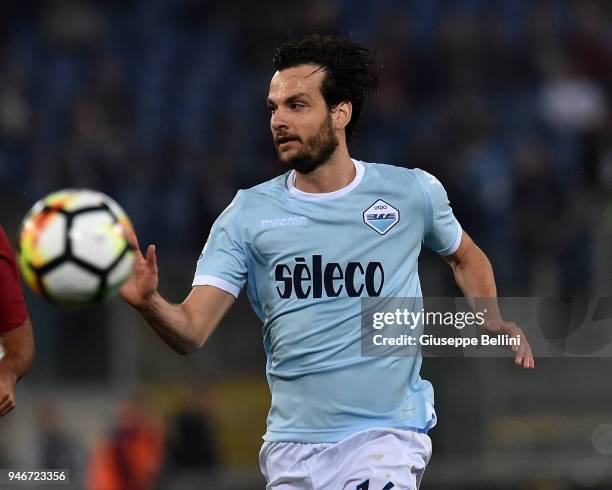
[276,148,298,162]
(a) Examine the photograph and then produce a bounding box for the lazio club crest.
[363,199,400,235]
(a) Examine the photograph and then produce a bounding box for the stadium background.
[1,0,612,488]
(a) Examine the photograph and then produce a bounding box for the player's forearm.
[136,292,206,355]
[0,318,34,381]
[450,245,503,322]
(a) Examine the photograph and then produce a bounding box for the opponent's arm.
[120,238,235,355]
[0,318,34,416]
[443,231,535,368]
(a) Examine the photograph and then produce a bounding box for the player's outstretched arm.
[120,233,235,355]
[443,231,535,369]
[0,318,34,416]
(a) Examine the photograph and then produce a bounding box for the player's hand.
[484,320,535,369]
[0,367,17,417]
[120,230,159,309]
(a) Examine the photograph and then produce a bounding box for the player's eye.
[267,106,276,114]
[291,103,305,111]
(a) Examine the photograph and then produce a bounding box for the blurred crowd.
[26,390,219,490]
[0,0,611,297]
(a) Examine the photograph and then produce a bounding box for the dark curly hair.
[272,34,381,143]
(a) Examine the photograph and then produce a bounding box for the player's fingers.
[521,354,529,368]
[146,244,157,270]
[515,351,523,366]
[0,396,15,410]
[517,341,533,368]
[125,227,138,248]
[517,346,526,366]
[516,332,534,368]
[0,403,15,416]
[523,346,535,369]
[0,396,15,416]
[514,340,526,366]
[126,228,145,259]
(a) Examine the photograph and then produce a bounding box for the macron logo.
[261,216,308,228]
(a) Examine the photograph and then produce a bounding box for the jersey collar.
[286,159,365,201]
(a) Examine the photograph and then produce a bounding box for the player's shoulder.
[238,172,290,200]
[361,160,441,188]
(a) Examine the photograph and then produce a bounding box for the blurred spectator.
[165,388,218,470]
[87,397,166,490]
[41,0,106,52]
[0,65,32,145]
[35,402,84,478]
[539,66,607,132]
[513,140,564,293]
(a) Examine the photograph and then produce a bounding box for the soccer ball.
[18,189,135,306]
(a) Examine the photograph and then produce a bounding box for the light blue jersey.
[193,160,462,443]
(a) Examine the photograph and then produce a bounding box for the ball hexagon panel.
[42,262,101,304]
[71,210,127,270]
[28,211,67,268]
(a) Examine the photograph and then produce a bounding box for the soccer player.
[0,225,35,417]
[121,35,534,489]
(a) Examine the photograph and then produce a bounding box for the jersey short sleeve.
[192,191,247,297]
[414,169,462,255]
[0,226,28,332]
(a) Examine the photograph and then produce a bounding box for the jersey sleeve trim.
[192,274,241,298]
[438,223,463,256]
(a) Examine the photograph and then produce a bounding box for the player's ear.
[331,101,352,131]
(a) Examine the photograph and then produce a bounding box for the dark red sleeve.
[0,226,28,332]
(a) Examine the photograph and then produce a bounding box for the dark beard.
[282,114,339,174]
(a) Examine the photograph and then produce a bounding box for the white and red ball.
[18,189,135,306]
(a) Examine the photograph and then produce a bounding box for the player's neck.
[293,148,355,194]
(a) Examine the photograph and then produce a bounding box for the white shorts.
[259,428,432,490]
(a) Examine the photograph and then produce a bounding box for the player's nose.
[270,108,289,131]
